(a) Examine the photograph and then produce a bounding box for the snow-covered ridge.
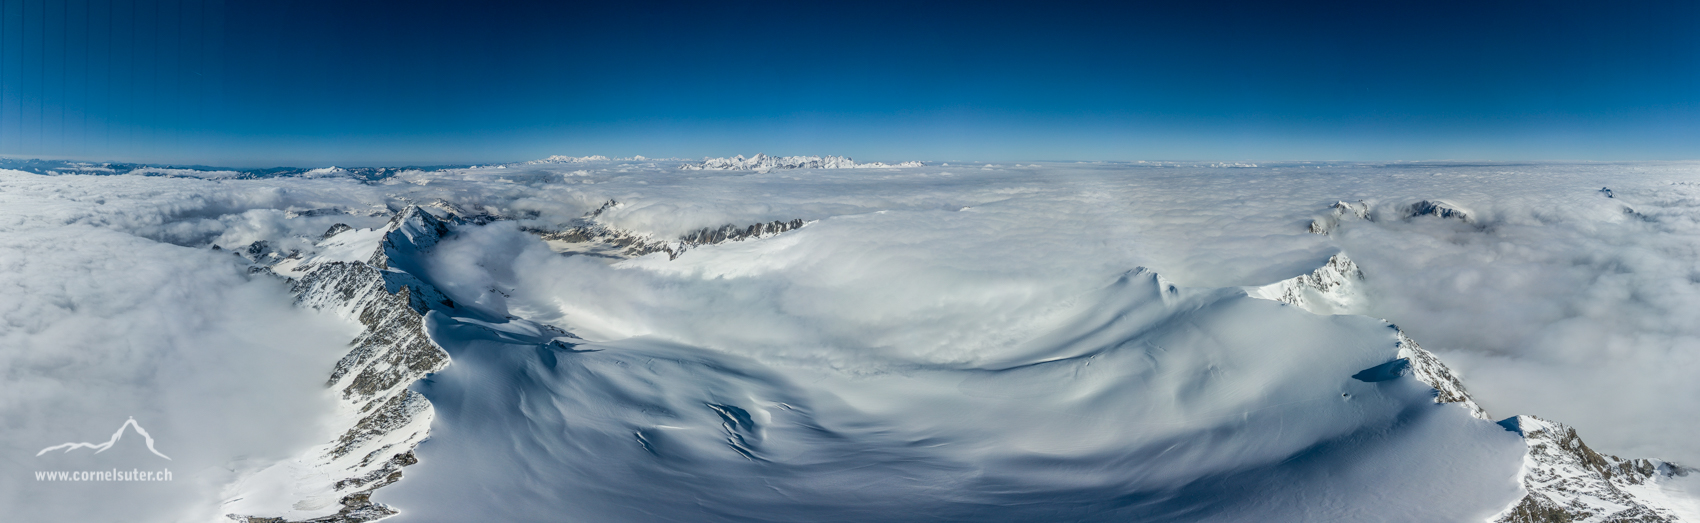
[1394,328,1489,419]
[226,207,462,523]
[529,155,611,164]
[1245,253,1487,418]
[1247,253,1365,314]
[1307,198,1474,234]
[1495,415,1692,523]
[680,153,923,172]
[1249,252,1694,521]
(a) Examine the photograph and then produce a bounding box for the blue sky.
[0,0,1695,166]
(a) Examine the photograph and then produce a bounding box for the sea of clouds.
[3,158,1699,521]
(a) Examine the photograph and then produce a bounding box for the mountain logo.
[36,417,172,460]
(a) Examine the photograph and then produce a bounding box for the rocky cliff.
[228,207,457,523]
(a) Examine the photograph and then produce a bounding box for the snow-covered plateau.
[4,158,1700,522]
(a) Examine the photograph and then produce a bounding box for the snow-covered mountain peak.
[1494,415,1694,523]
[1124,266,1182,304]
[1238,243,1695,522]
[370,205,453,270]
[1245,254,1486,416]
[530,155,611,164]
[1246,253,1366,315]
[303,166,353,178]
[1308,200,1373,234]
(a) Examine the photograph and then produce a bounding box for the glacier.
[5,158,1700,522]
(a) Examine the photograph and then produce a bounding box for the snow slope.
[8,160,1700,522]
[380,229,1529,521]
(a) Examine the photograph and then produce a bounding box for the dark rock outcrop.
[528,200,812,260]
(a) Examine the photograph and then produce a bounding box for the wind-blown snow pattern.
[7,158,1700,522]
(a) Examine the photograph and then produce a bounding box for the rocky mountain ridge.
[228,207,461,523]
[1495,415,1691,523]
[1307,199,1475,234]
[680,153,923,172]
[1249,251,1693,522]
[525,200,812,260]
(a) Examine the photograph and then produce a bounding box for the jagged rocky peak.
[1495,415,1691,523]
[1402,199,1471,222]
[677,218,808,247]
[1307,200,1372,234]
[525,199,813,260]
[234,239,302,267]
[1307,198,1475,233]
[585,199,621,218]
[419,198,522,225]
[1247,253,1365,315]
[680,153,923,172]
[1332,200,1372,220]
[425,198,469,218]
[369,205,454,270]
[322,223,353,239]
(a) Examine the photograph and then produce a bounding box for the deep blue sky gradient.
[0,0,1695,165]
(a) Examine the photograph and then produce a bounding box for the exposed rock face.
[1249,252,1692,522]
[677,219,808,247]
[235,239,302,267]
[527,200,811,260]
[680,153,923,172]
[1309,199,1476,233]
[1402,199,1472,222]
[322,223,353,239]
[1495,416,1690,523]
[229,205,456,523]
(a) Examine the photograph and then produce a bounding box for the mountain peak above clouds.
[680,153,923,172]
